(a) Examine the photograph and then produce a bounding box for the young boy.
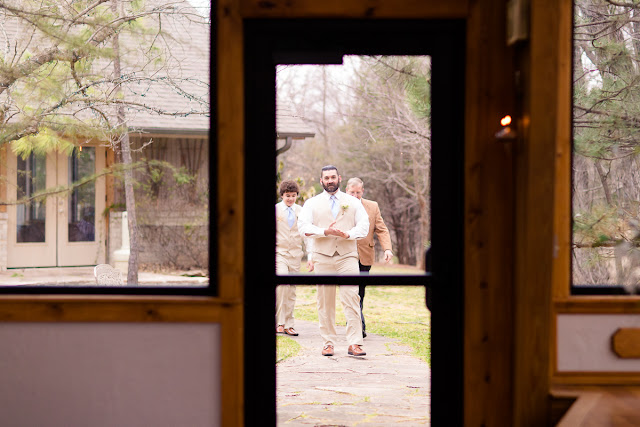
[275,180,309,336]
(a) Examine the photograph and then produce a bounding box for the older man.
[345,177,393,338]
[298,165,369,357]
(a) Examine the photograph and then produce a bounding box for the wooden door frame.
[243,18,465,426]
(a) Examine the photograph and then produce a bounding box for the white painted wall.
[557,314,640,372]
[0,323,221,427]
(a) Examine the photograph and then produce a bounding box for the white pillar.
[113,211,130,277]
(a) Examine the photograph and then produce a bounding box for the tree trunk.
[112,0,139,285]
[413,153,430,269]
[594,159,613,206]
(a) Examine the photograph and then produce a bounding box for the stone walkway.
[277,320,430,426]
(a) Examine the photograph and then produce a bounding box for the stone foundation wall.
[108,212,123,265]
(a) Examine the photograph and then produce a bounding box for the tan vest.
[276,203,304,260]
[312,195,358,257]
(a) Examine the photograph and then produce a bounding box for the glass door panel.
[7,147,106,268]
[16,153,47,243]
[56,147,105,266]
[68,148,96,243]
[7,151,57,267]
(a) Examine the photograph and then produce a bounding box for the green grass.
[276,335,302,364]
[291,262,431,365]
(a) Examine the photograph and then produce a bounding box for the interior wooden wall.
[513,1,573,425]
[0,0,573,425]
[219,0,572,425]
[464,0,516,424]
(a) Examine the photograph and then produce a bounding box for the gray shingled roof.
[120,1,210,133]
[0,1,210,135]
[276,105,316,139]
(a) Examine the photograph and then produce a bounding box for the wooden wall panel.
[218,0,245,302]
[217,1,245,425]
[239,0,469,18]
[554,305,640,385]
[464,1,516,425]
[0,296,237,322]
[551,22,573,304]
[513,0,572,425]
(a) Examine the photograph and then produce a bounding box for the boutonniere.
[341,204,349,213]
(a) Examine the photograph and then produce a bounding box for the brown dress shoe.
[284,327,299,336]
[276,325,285,334]
[322,345,334,356]
[348,344,366,356]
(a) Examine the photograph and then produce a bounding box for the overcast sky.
[187,0,210,16]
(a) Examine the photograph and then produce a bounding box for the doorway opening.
[244,19,465,426]
[7,146,106,268]
[275,56,432,424]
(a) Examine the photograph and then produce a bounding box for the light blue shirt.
[298,190,369,241]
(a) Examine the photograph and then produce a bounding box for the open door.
[244,19,465,425]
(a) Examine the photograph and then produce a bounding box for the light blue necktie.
[330,195,339,219]
[287,207,295,228]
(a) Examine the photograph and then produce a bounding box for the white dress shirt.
[298,190,369,241]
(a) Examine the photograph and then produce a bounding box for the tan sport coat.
[357,198,392,266]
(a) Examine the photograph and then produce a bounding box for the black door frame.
[244,19,465,426]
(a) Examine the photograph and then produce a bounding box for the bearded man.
[298,165,369,357]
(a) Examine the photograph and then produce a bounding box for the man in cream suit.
[298,165,369,357]
[345,177,393,338]
[276,180,311,336]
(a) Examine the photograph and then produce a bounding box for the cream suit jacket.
[275,202,304,260]
[298,191,369,257]
[357,198,392,266]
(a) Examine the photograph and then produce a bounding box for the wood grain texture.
[551,0,573,303]
[0,296,240,322]
[512,1,573,425]
[553,372,640,386]
[218,0,245,301]
[0,0,585,426]
[239,0,469,18]
[217,1,245,425]
[612,328,640,358]
[554,386,640,426]
[550,391,578,426]
[463,0,516,425]
[549,0,574,396]
[555,297,640,313]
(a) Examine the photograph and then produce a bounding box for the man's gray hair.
[346,177,364,188]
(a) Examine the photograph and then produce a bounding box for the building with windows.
[0,1,638,426]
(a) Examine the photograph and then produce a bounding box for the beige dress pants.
[314,252,364,347]
[276,253,300,329]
